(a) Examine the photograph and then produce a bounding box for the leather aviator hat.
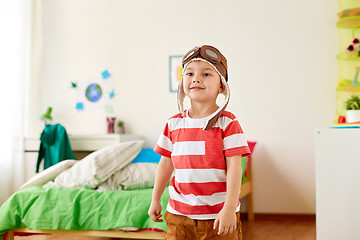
[177,45,230,130]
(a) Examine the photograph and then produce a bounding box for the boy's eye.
[204,73,211,76]
[185,72,193,76]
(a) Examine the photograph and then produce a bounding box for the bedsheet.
[0,157,249,240]
[0,186,169,240]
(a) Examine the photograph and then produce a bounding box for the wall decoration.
[102,69,111,79]
[85,83,103,102]
[109,90,115,99]
[75,102,84,111]
[73,69,116,113]
[169,56,184,92]
[104,104,113,114]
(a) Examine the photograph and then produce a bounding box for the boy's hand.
[213,208,237,235]
[148,201,163,222]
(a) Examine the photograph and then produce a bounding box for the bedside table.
[316,129,360,240]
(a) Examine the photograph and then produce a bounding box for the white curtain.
[0,0,33,204]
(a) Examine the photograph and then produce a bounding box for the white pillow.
[50,140,144,189]
[20,160,78,190]
[97,162,158,191]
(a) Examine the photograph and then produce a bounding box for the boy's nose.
[192,79,201,83]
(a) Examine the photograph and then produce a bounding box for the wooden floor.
[242,215,316,240]
[14,216,316,240]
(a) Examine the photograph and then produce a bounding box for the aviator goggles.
[182,45,228,81]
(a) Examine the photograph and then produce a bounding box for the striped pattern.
[154,111,250,219]
[52,140,144,189]
[98,162,158,191]
[21,160,78,189]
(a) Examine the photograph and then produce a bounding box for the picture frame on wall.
[169,55,184,92]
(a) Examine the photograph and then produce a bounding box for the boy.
[148,45,250,239]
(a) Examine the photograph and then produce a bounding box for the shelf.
[24,134,143,151]
[337,52,360,61]
[337,79,360,92]
[337,16,360,28]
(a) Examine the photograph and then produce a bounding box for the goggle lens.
[205,49,219,59]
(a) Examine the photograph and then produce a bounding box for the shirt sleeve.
[153,121,173,158]
[223,119,251,157]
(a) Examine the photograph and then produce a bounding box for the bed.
[0,140,256,240]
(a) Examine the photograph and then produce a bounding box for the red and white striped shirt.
[154,110,250,220]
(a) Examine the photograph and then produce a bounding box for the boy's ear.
[219,82,225,93]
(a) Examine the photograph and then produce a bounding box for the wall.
[27,0,338,214]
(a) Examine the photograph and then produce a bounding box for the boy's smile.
[190,86,205,90]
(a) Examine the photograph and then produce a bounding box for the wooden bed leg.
[247,192,255,221]
[247,157,255,221]
[5,230,14,240]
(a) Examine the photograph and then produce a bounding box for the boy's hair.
[177,45,230,130]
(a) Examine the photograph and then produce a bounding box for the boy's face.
[182,61,224,104]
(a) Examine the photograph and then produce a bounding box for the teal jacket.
[36,124,76,173]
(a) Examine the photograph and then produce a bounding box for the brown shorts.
[164,211,242,240]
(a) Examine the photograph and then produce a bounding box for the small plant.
[117,121,124,127]
[117,120,125,134]
[345,95,360,110]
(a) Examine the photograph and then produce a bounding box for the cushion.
[20,160,78,189]
[97,162,158,191]
[48,140,144,189]
[131,148,161,163]
[244,141,257,177]
[247,141,257,156]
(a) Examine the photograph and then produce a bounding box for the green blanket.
[0,157,249,239]
[0,186,169,239]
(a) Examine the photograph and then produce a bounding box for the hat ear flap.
[204,78,230,130]
[177,78,185,115]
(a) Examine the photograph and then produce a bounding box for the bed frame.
[6,154,254,240]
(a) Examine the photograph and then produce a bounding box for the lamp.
[41,107,53,125]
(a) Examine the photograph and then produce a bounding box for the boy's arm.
[214,155,243,235]
[148,156,174,222]
[224,155,242,210]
